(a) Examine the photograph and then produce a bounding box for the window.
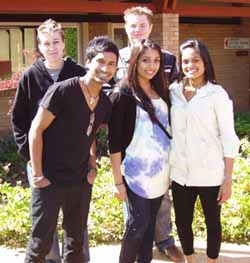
[112,23,127,49]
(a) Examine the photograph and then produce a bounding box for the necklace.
[83,81,99,105]
[185,78,206,90]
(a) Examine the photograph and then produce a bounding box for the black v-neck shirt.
[40,77,112,185]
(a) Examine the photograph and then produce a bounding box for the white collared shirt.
[169,81,240,186]
[116,46,131,81]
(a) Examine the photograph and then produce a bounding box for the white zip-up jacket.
[169,81,240,186]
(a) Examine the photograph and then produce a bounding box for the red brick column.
[151,13,179,58]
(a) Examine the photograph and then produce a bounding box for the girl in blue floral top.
[109,39,171,263]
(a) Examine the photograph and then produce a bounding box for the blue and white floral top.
[121,98,170,199]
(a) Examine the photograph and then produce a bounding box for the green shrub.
[239,137,250,159]
[222,155,250,244]
[0,182,30,246]
[0,135,26,184]
[0,157,123,247]
[88,157,123,246]
[235,112,250,138]
[64,28,77,61]
[96,127,109,157]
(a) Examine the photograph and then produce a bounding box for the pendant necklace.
[85,83,99,105]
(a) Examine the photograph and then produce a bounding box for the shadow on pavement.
[153,247,250,263]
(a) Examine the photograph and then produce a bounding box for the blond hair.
[124,6,153,25]
[37,19,64,43]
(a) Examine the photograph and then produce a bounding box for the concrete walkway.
[0,241,249,262]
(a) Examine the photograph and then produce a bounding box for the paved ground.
[0,241,249,262]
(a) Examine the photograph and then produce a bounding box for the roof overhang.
[1,0,250,17]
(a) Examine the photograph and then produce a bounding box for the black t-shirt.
[40,77,112,185]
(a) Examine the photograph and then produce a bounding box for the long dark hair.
[179,39,217,84]
[120,39,169,124]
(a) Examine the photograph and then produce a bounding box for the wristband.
[33,176,45,183]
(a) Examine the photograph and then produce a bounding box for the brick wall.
[151,15,250,112]
[180,21,250,112]
[0,89,16,137]
[151,13,179,57]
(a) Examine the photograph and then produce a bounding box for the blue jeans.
[123,190,175,251]
[26,163,90,262]
[154,190,175,250]
[120,185,163,263]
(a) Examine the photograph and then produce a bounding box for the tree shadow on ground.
[153,247,250,263]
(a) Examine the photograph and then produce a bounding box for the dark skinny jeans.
[120,185,163,263]
[172,181,221,259]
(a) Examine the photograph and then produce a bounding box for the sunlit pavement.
[0,241,249,262]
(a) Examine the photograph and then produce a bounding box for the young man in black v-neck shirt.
[24,36,119,263]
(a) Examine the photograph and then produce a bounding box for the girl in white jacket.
[169,39,239,263]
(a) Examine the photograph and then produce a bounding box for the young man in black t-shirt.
[24,36,119,263]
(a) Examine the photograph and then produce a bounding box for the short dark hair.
[84,36,119,63]
[179,39,217,84]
